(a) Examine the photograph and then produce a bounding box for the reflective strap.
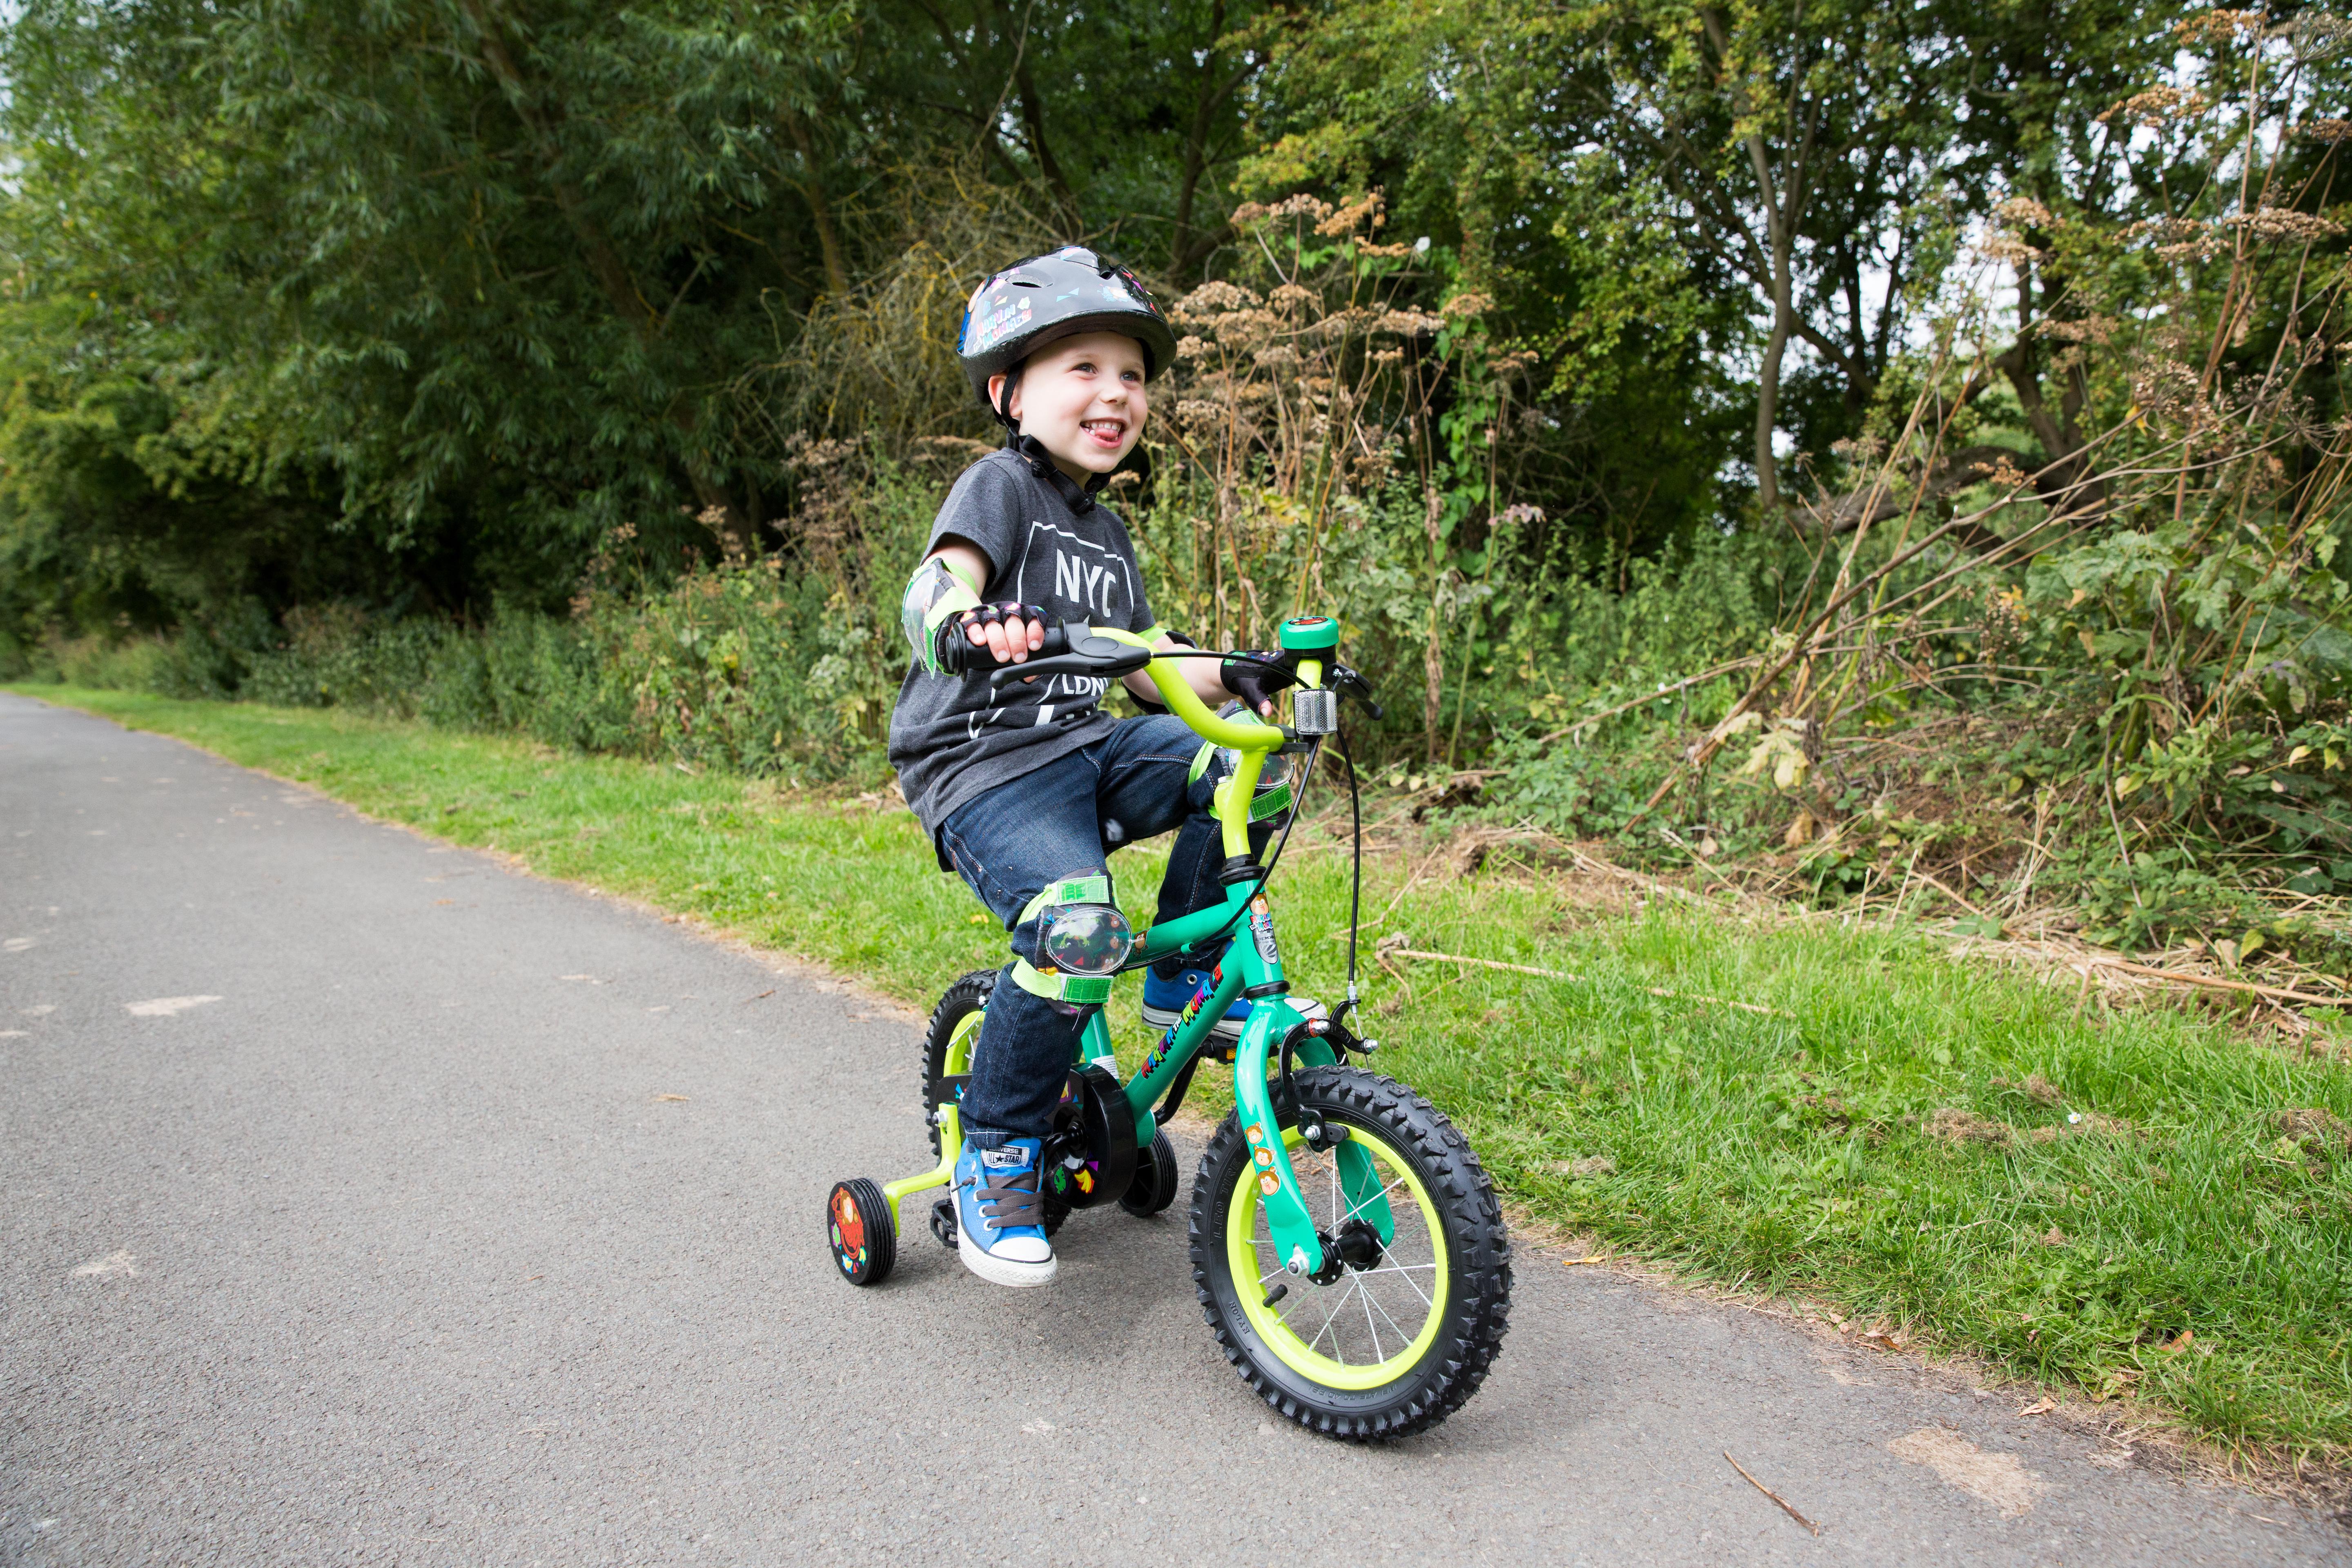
[1017,874,1112,923]
[1010,958,1114,1007]
[1247,781,1294,822]
[922,581,983,633]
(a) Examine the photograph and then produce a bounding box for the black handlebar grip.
[939,614,1069,674]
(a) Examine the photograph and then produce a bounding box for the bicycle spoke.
[1363,1277,1417,1345]
[1365,1257,1437,1310]
[1307,1278,1354,1359]
[1340,1167,1413,1225]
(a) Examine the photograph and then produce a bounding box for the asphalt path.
[2,691,2343,1566]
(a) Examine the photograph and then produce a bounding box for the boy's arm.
[1122,633,1242,709]
[917,538,1045,666]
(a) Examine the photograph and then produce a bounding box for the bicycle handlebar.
[945,619,1379,749]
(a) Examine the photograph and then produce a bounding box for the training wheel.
[826,1178,897,1286]
[1120,1129,1180,1217]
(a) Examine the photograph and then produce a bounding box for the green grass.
[20,684,2352,1458]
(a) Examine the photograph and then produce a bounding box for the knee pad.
[1009,873,1132,1009]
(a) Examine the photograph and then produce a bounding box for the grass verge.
[18,685,2350,1461]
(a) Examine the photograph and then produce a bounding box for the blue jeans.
[938,714,1257,1145]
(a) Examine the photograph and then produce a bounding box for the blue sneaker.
[1140,967,1324,1041]
[953,1136,1056,1287]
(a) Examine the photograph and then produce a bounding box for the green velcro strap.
[1017,874,1112,923]
[1188,740,1217,783]
[1247,781,1294,822]
[922,579,983,633]
[1010,958,1114,1006]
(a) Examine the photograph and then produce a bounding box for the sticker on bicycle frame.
[1249,897,1280,967]
[1258,1171,1281,1196]
[1253,1145,1274,1169]
[1244,1121,1265,1145]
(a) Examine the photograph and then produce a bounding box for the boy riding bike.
[889,246,1319,1287]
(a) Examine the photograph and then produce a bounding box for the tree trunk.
[457,0,756,555]
[1700,8,1807,515]
[1755,242,1793,512]
[782,112,850,297]
[1423,484,1445,762]
[1170,0,1227,279]
[1011,56,1082,232]
[1995,336,2106,523]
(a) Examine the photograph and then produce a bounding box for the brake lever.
[987,653,1098,693]
[1330,663,1384,720]
[985,621,1152,696]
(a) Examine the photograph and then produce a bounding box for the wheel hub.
[1307,1217,1387,1285]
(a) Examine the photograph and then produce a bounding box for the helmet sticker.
[967,294,1034,353]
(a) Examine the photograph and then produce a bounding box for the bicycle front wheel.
[1188,1065,1511,1439]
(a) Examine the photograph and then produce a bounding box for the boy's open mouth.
[1081,417,1128,448]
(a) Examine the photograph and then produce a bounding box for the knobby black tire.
[922,969,998,1158]
[1187,1065,1511,1440]
[921,967,1067,1236]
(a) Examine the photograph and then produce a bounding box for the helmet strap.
[991,362,1026,433]
[1006,433,1097,514]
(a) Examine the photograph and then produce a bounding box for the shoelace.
[976,1166,1046,1233]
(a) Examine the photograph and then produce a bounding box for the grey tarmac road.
[0,691,2343,1568]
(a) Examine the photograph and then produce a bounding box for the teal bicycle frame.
[884,623,1390,1278]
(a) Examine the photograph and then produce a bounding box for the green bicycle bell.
[1277,616,1339,653]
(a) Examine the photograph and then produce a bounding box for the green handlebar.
[1088,628,1295,751]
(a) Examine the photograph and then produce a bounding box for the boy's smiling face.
[991,330,1149,484]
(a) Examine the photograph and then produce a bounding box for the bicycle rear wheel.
[1188,1065,1510,1439]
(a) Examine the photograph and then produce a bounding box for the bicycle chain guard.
[1043,1062,1138,1208]
[931,1061,1137,1209]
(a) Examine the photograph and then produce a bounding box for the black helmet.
[957,246,1179,419]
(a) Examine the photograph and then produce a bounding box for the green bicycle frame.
[889,627,1391,1278]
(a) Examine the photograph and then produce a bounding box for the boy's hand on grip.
[941,602,1048,673]
[1222,649,1299,717]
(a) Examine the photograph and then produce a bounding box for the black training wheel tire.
[1188,1065,1511,1440]
[1121,1129,1181,1216]
[827,1178,896,1287]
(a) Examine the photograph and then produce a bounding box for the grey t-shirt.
[889,445,1158,844]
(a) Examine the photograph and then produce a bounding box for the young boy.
[888,246,1315,1287]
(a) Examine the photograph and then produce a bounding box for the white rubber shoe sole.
[957,1227,1057,1287]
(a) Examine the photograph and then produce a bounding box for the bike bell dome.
[957,247,1179,408]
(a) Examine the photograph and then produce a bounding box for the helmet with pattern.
[957,246,1178,428]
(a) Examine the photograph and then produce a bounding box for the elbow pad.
[901,557,982,674]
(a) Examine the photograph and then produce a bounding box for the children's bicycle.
[824,615,1512,1439]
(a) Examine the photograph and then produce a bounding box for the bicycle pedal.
[929,1197,958,1250]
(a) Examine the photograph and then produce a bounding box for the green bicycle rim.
[1226,1124,1451,1391]
[946,1005,982,1076]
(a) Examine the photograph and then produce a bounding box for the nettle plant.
[1633,11,2352,946]
[1131,193,1537,760]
